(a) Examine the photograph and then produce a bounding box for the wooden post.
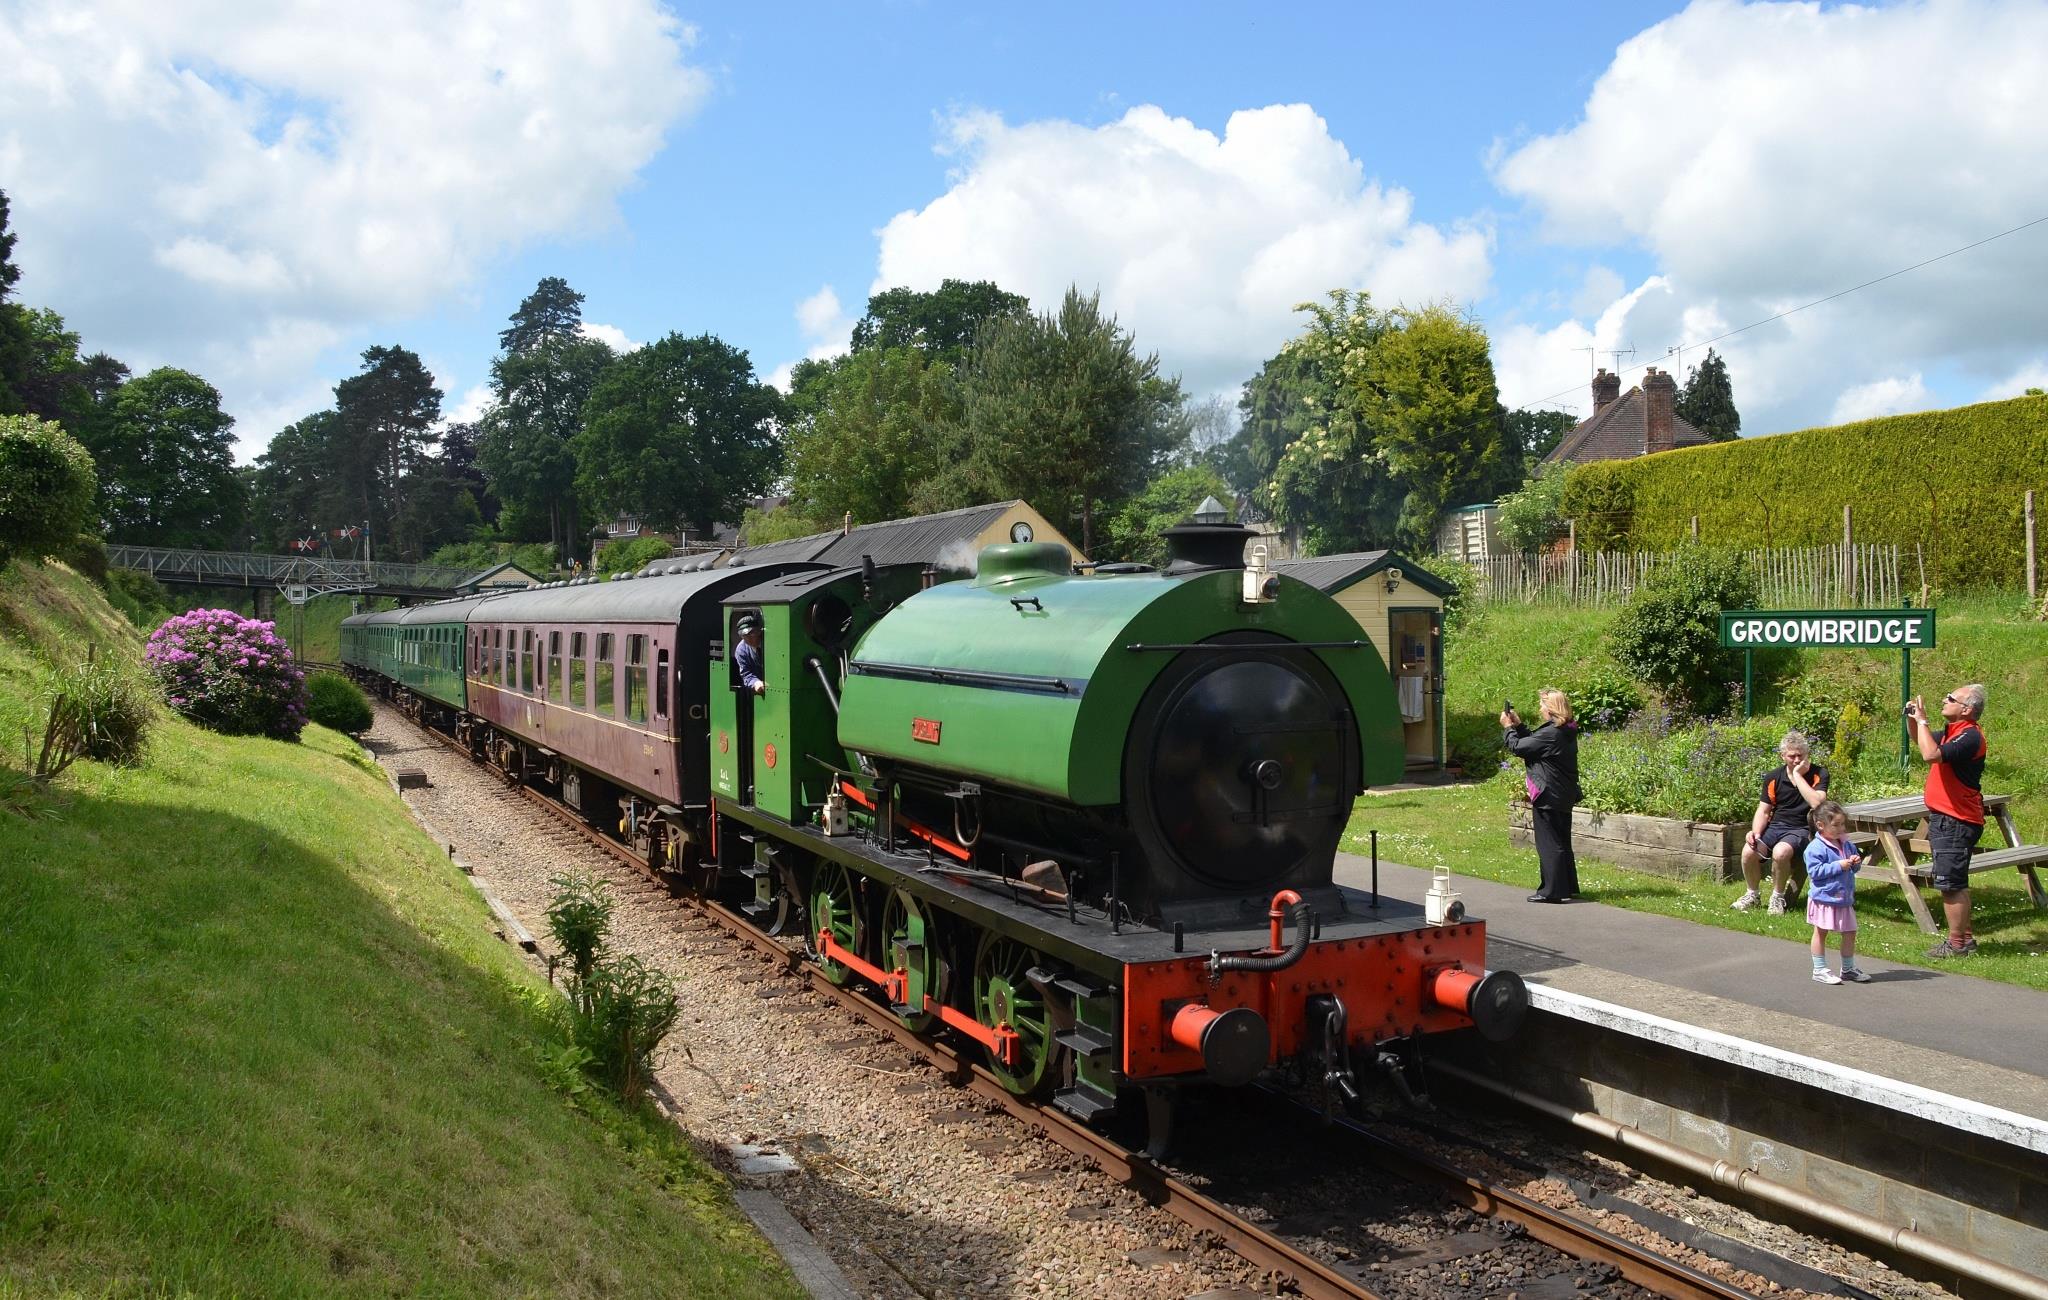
[1567,517,1577,554]
[1843,503,1854,603]
[2027,489,2037,602]
[1690,515,1699,540]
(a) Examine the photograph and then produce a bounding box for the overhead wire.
[1525,212,2048,413]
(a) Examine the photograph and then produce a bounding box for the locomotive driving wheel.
[973,932,1056,1095]
[882,889,936,1031]
[808,862,865,987]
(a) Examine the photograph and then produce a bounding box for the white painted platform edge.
[1528,984,2048,1155]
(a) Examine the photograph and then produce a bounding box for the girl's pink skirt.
[1807,898,1857,932]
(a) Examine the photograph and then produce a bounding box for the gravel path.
[363,704,1264,1300]
[361,703,1962,1300]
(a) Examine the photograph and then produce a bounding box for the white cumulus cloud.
[0,0,708,456]
[579,321,641,354]
[1490,0,2048,433]
[1830,374,1932,426]
[873,103,1493,396]
[768,285,855,391]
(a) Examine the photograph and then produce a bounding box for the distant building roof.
[1542,368,1712,467]
[725,501,1052,571]
[1272,550,1454,600]
[455,560,543,593]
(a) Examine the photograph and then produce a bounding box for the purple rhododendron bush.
[144,609,309,741]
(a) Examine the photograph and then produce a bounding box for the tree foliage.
[0,414,97,566]
[573,333,782,536]
[1263,292,1520,554]
[782,345,963,527]
[850,279,1027,362]
[739,504,829,546]
[499,276,587,354]
[333,346,443,558]
[1505,407,1576,463]
[954,288,1187,555]
[88,368,242,547]
[1676,348,1740,442]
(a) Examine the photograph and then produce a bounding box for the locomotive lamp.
[1424,864,1465,925]
[1241,542,1278,604]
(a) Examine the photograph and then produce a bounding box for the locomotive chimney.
[1162,496,1256,573]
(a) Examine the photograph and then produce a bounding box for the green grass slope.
[0,560,799,1298]
[1350,595,2048,987]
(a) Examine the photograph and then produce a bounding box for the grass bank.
[1352,594,2048,989]
[0,560,800,1297]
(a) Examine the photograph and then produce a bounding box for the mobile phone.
[1503,698,1515,714]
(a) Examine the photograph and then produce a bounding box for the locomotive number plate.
[911,717,942,744]
[764,743,778,769]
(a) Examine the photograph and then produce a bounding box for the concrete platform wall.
[1440,1010,2048,1285]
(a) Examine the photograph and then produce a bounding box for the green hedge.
[1559,395,2048,588]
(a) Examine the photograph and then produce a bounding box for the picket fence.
[1474,543,1903,607]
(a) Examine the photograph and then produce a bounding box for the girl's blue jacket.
[1803,834,1860,906]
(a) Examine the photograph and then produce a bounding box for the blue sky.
[6,0,2047,462]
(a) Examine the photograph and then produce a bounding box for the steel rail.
[393,705,1763,1300]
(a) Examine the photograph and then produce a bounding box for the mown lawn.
[0,561,801,1298]
[1351,593,2048,990]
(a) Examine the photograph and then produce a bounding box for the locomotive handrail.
[1122,640,1370,652]
[848,659,1083,696]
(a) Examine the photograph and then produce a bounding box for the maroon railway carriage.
[462,564,820,866]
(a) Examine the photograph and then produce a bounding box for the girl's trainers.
[1840,967,1873,983]
[1812,967,1842,985]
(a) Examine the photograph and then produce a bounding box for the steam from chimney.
[935,540,979,575]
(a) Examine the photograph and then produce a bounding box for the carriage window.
[569,632,587,708]
[625,635,647,723]
[490,629,502,683]
[551,631,565,703]
[521,630,536,694]
[655,648,670,719]
[595,633,616,717]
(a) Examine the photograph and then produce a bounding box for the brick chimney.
[1643,366,1678,454]
[1592,368,1620,417]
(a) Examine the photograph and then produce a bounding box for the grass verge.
[0,560,801,1298]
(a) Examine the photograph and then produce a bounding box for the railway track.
[396,710,1760,1300]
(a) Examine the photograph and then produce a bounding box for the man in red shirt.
[1906,683,1989,959]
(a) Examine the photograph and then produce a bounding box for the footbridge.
[106,544,480,611]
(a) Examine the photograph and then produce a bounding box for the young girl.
[1802,800,1870,984]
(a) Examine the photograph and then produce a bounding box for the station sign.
[284,584,311,606]
[1720,609,1935,649]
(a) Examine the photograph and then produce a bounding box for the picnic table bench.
[1841,794,2048,932]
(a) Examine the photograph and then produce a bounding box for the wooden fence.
[1475,543,1904,607]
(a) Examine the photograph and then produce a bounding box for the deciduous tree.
[1504,407,1576,464]
[850,280,1027,361]
[1099,464,1233,567]
[782,345,963,526]
[95,368,242,547]
[573,333,782,537]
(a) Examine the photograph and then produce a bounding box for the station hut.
[1273,551,1450,770]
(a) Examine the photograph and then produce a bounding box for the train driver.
[735,614,767,695]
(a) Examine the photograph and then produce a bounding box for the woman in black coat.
[1503,688,1581,903]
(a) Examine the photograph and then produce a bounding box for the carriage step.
[1055,1023,1114,1056]
[1053,1086,1117,1121]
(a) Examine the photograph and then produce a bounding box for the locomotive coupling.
[1425,966,1530,1042]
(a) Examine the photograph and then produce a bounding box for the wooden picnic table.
[1841,794,2048,932]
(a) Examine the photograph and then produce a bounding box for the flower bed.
[144,609,308,741]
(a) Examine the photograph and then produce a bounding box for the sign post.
[1719,606,1936,770]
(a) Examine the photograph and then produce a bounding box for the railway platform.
[1334,852,2048,1283]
